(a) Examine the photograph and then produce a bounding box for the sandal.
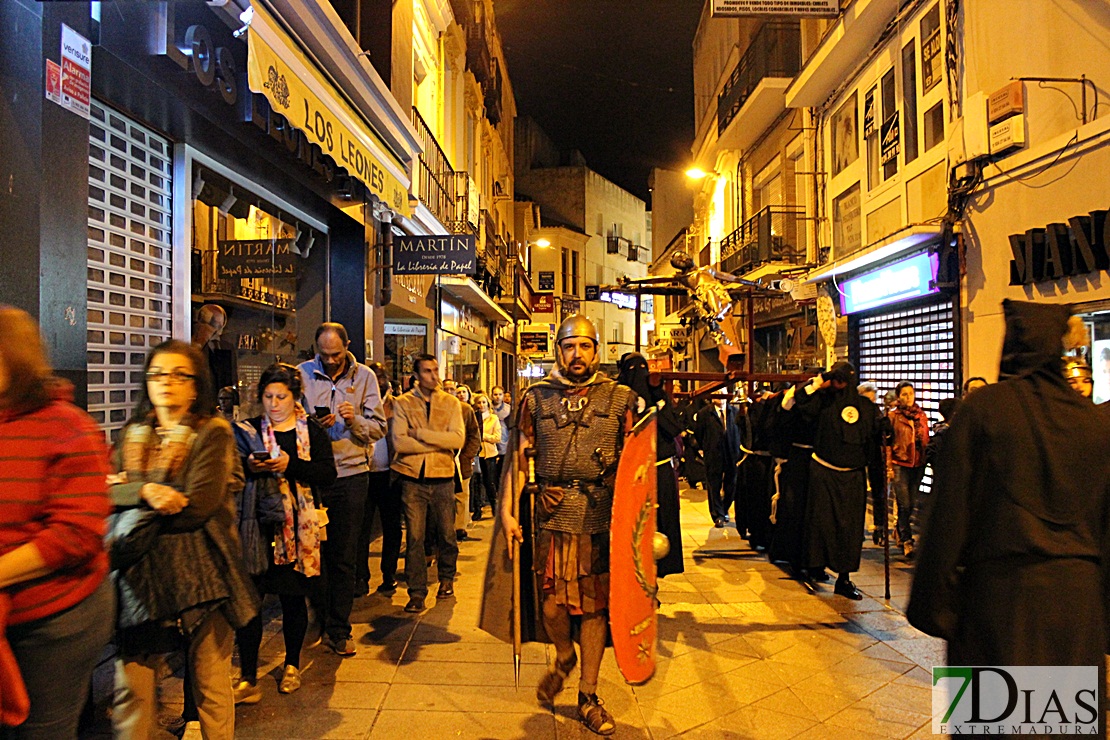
[578,692,616,735]
[535,651,577,705]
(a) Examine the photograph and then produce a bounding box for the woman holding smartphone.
[233,363,336,701]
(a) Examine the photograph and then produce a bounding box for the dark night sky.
[494,1,705,203]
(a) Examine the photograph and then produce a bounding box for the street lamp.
[685,167,708,180]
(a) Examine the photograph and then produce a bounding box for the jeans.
[402,479,458,598]
[892,465,926,543]
[3,579,113,740]
[320,472,369,641]
[113,611,234,740]
[357,471,402,590]
[479,456,499,512]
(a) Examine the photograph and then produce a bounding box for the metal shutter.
[86,101,173,442]
[855,297,957,495]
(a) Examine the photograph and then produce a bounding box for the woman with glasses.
[0,306,113,739]
[233,363,335,701]
[108,340,257,740]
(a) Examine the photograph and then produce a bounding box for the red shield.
[609,411,658,684]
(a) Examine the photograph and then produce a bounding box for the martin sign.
[217,239,297,278]
[1009,209,1110,285]
[393,235,476,275]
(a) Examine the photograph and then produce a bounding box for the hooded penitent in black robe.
[794,366,885,574]
[739,392,781,550]
[908,301,1110,685]
[768,389,816,569]
[618,353,685,577]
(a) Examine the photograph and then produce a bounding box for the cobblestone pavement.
[85,482,945,739]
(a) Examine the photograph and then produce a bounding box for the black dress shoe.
[808,568,831,583]
[834,579,864,600]
[437,581,455,598]
[376,580,397,595]
[404,596,426,613]
[714,518,725,528]
[456,529,469,541]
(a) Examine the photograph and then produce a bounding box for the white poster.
[1093,339,1110,405]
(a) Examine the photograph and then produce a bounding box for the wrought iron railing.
[411,107,457,230]
[720,206,808,276]
[718,22,801,136]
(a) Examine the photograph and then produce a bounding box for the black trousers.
[357,470,403,589]
[705,466,732,521]
[319,472,368,641]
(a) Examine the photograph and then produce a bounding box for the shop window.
[571,250,579,295]
[831,91,859,177]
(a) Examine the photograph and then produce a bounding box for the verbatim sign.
[712,0,838,16]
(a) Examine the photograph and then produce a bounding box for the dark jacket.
[693,404,739,476]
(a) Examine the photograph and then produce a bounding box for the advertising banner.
[538,271,555,291]
[532,293,554,313]
[60,24,91,119]
[712,0,838,16]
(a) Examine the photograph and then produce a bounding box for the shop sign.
[538,271,555,291]
[393,235,476,275]
[584,285,601,301]
[246,4,410,215]
[880,113,900,165]
[217,238,297,278]
[384,322,426,336]
[532,293,555,313]
[599,291,637,310]
[561,299,581,319]
[520,330,550,356]
[59,24,91,118]
[839,252,939,314]
[711,0,838,16]
[1009,210,1110,285]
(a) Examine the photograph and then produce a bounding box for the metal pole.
[634,291,641,352]
[883,448,891,601]
[510,256,522,687]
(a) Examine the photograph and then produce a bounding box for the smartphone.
[314,406,331,418]
[251,451,270,462]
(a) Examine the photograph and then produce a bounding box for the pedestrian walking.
[232,363,336,702]
[107,340,257,740]
[391,355,465,614]
[909,300,1110,674]
[357,362,402,597]
[888,381,929,559]
[0,306,114,740]
[490,385,512,496]
[497,315,637,736]
[473,393,503,517]
[297,323,386,657]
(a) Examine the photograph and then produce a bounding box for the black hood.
[617,352,653,402]
[998,300,1071,380]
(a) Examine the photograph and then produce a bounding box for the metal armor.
[526,379,632,534]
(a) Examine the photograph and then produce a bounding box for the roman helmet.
[555,314,601,376]
[1062,356,1094,398]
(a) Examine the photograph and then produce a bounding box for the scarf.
[120,413,198,483]
[261,404,321,577]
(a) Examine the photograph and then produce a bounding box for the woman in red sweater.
[0,306,113,738]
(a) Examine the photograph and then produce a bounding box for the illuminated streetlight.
[534,238,551,248]
[685,167,708,180]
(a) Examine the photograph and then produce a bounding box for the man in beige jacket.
[391,354,465,613]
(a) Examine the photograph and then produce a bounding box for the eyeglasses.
[145,370,196,384]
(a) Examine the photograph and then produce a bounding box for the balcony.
[607,235,631,255]
[720,206,808,276]
[411,107,456,230]
[717,22,801,149]
[465,12,491,84]
[483,56,503,125]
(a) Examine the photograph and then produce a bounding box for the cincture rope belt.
[739,445,772,457]
[811,453,859,473]
[655,456,675,467]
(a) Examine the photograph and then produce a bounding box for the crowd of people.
[1,299,1106,739]
[0,307,520,739]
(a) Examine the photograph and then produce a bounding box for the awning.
[246,4,412,216]
[439,276,512,324]
[805,223,943,283]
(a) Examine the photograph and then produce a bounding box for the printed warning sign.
[45,59,62,105]
[60,24,91,119]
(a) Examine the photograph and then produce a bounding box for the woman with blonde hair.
[107,339,257,739]
[472,393,502,517]
[0,306,113,739]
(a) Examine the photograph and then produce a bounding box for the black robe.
[908,300,1110,679]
